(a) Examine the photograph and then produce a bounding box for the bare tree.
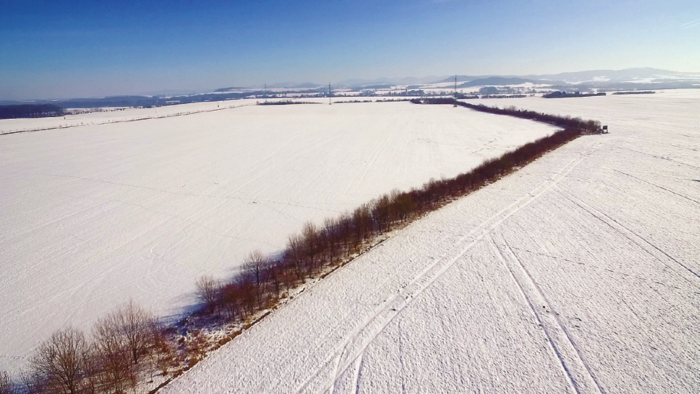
[92,301,155,393]
[151,329,177,377]
[323,217,339,263]
[265,262,282,299]
[93,315,135,393]
[29,327,90,394]
[236,279,258,318]
[286,234,305,279]
[244,250,267,289]
[96,301,155,366]
[0,371,14,394]
[220,283,240,321]
[20,369,44,394]
[301,222,319,273]
[79,348,99,394]
[195,275,220,314]
[118,301,155,365]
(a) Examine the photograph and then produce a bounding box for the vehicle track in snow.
[491,233,604,394]
[554,186,700,282]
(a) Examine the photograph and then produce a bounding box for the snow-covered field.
[0,100,258,135]
[162,90,700,393]
[0,102,556,374]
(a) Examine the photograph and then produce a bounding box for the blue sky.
[1,0,699,100]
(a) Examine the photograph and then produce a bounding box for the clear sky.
[1,0,699,100]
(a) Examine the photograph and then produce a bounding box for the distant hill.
[525,67,700,83]
[457,77,536,87]
[265,82,323,89]
[338,76,446,88]
[214,87,248,92]
[437,75,478,83]
[289,82,324,89]
[438,67,700,87]
[6,67,698,106]
[136,89,197,96]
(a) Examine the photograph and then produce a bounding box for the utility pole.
[454,75,458,106]
[328,82,332,105]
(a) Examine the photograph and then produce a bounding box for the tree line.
[0,104,64,119]
[257,100,322,106]
[612,91,655,95]
[542,91,606,99]
[412,98,604,134]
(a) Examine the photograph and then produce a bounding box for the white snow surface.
[0,102,555,374]
[162,90,700,393]
[0,100,259,135]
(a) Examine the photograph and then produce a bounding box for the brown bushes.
[18,302,172,394]
[195,276,220,314]
[455,101,602,134]
[91,301,159,392]
[413,98,604,134]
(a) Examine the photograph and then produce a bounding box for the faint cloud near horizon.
[681,18,700,29]
[5,27,122,39]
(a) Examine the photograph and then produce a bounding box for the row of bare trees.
[3,301,176,394]
[411,98,603,134]
[458,101,603,134]
[193,126,585,330]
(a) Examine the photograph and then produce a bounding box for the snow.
[162,90,700,393]
[0,101,556,375]
[0,100,259,135]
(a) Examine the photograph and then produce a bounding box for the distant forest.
[612,91,655,95]
[543,91,606,99]
[0,104,64,119]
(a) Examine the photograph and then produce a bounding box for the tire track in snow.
[614,146,700,171]
[345,117,402,193]
[612,168,700,206]
[491,233,604,394]
[403,139,593,261]
[327,336,344,394]
[554,187,700,282]
[349,353,363,394]
[37,170,341,215]
[295,145,592,394]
